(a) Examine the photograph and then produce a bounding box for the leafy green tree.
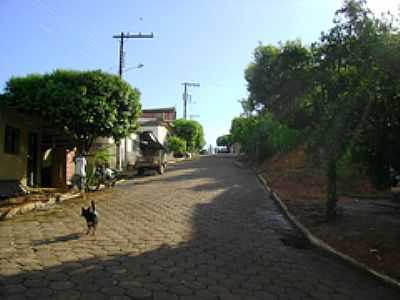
[172,119,205,152]
[230,114,300,161]
[166,136,187,155]
[244,41,312,127]
[1,69,141,152]
[348,30,400,188]
[236,0,400,220]
[230,116,259,155]
[238,98,255,117]
[216,134,232,148]
[308,0,399,218]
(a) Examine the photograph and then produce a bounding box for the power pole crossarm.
[113,32,154,39]
[112,32,154,79]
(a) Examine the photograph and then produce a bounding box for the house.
[0,106,79,196]
[63,107,177,175]
[138,106,176,144]
[141,107,176,124]
[0,108,43,196]
[92,107,177,171]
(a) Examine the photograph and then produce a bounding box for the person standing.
[74,154,87,191]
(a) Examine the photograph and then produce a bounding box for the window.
[4,125,20,154]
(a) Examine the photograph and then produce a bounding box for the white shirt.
[75,156,87,177]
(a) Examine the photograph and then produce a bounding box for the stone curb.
[255,173,400,291]
[0,192,82,221]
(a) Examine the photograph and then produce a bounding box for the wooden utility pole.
[112,32,154,170]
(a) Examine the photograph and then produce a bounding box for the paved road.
[0,156,399,300]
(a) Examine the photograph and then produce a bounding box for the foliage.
[172,119,205,152]
[238,0,400,218]
[85,146,113,188]
[307,0,399,217]
[166,135,187,154]
[230,114,301,161]
[244,40,312,127]
[1,69,141,152]
[216,134,232,147]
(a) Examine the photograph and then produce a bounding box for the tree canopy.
[166,135,187,155]
[216,134,232,148]
[1,69,141,152]
[172,119,205,152]
[234,0,400,218]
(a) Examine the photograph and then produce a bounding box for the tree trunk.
[326,157,337,220]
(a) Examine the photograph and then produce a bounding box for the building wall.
[142,109,176,122]
[92,135,140,170]
[125,133,140,169]
[0,109,42,186]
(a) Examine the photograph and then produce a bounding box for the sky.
[0,0,398,147]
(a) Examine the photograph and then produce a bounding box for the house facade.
[65,107,177,175]
[137,106,176,145]
[117,107,176,170]
[141,107,176,124]
[0,108,43,196]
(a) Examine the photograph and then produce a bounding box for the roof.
[142,107,176,113]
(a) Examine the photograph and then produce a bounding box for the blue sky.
[0,0,397,147]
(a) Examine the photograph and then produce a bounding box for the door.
[27,133,39,186]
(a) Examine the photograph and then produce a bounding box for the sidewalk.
[0,188,82,220]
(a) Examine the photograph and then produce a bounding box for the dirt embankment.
[256,146,400,280]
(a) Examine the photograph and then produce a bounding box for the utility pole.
[182,82,200,119]
[112,31,154,170]
[113,32,154,79]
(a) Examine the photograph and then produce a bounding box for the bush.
[230,114,301,161]
[166,136,187,155]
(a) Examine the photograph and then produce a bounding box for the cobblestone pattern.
[0,157,399,299]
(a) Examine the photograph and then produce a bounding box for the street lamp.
[124,63,144,73]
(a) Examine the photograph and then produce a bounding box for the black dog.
[81,201,98,235]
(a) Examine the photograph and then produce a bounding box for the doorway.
[27,132,39,186]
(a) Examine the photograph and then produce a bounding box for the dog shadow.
[31,233,82,247]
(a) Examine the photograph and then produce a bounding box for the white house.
[94,107,176,170]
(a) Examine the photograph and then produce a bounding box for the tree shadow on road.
[0,157,399,300]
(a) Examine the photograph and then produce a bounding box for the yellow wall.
[0,109,42,185]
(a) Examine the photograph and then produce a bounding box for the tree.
[172,119,205,152]
[348,31,400,188]
[1,69,141,152]
[216,134,232,148]
[235,0,400,220]
[244,40,312,127]
[309,0,395,218]
[166,136,187,155]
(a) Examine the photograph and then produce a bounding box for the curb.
[256,173,400,291]
[0,192,82,221]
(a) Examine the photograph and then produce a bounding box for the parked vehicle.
[135,131,167,175]
[199,149,208,155]
[216,146,230,153]
[94,165,119,189]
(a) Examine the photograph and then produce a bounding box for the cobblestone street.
[0,156,399,299]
